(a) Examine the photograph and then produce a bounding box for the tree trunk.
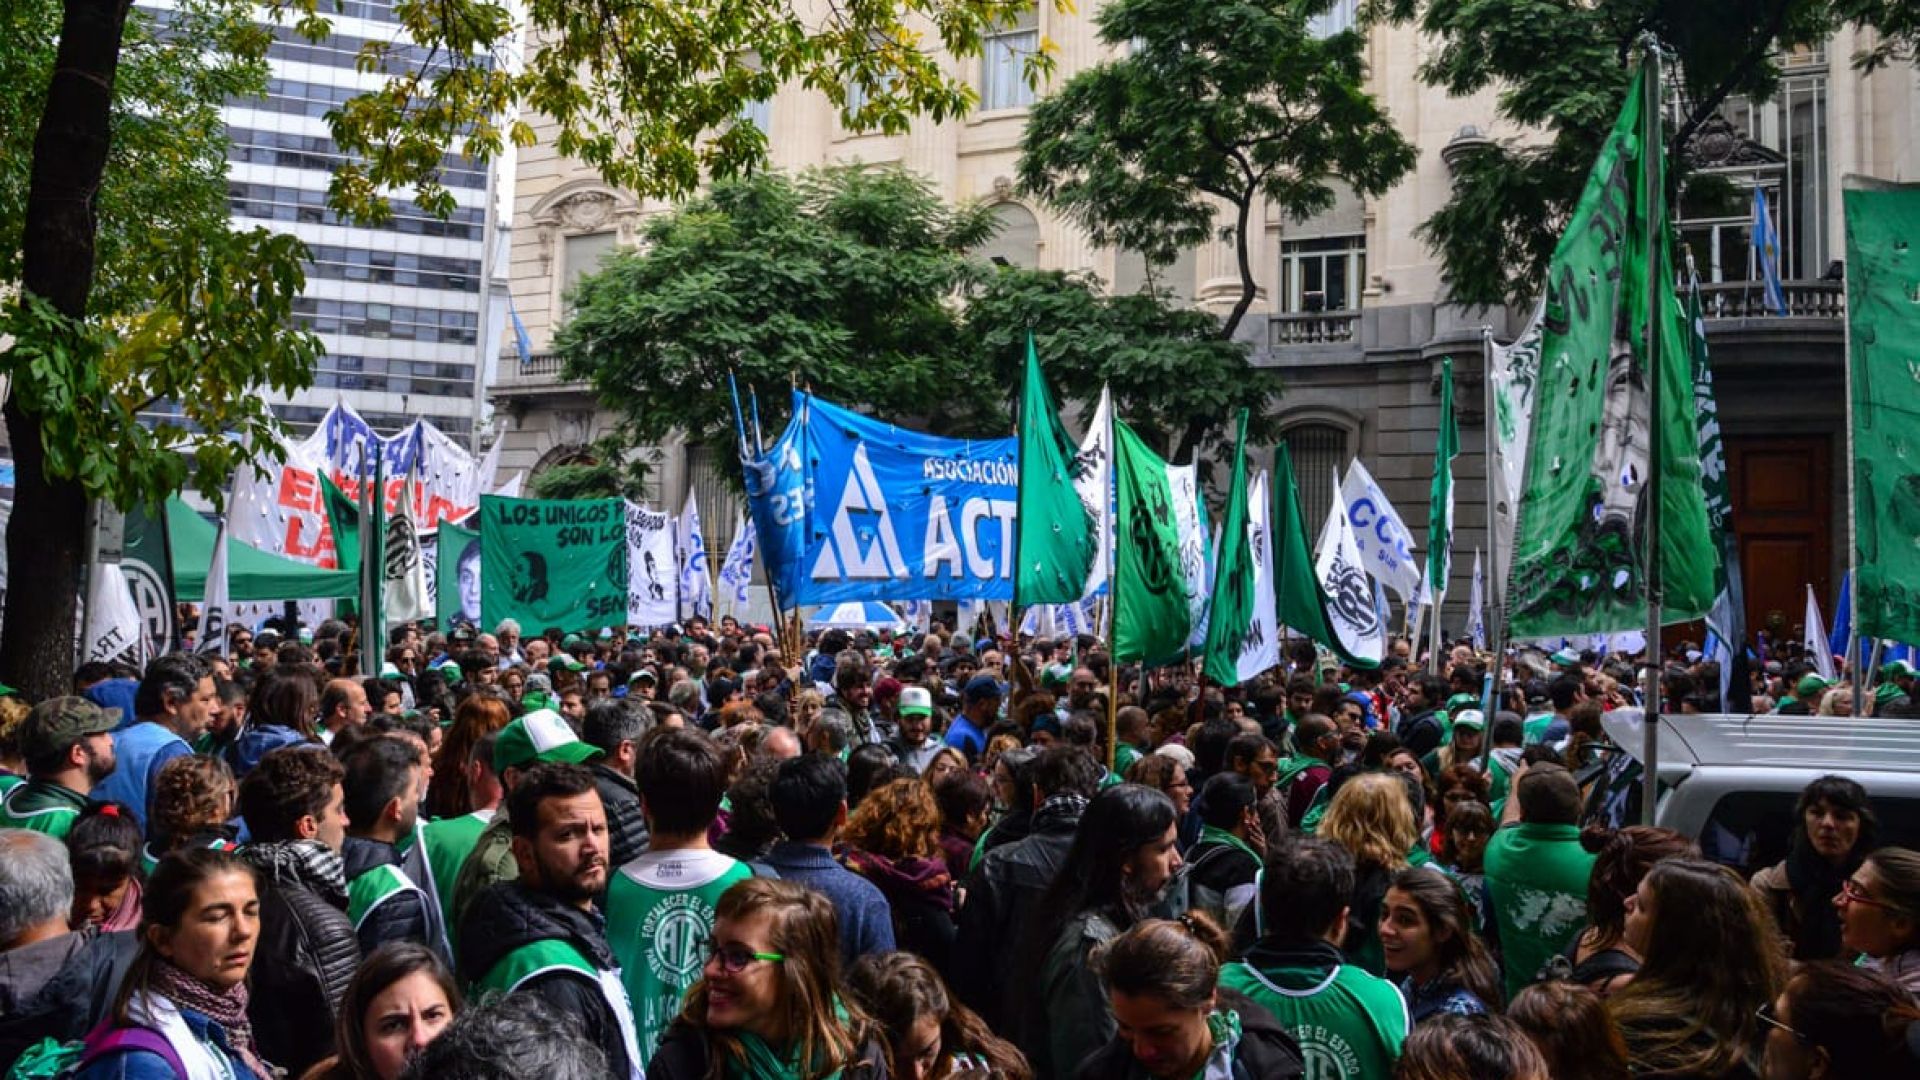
[1173,192,1260,466]
[1,0,134,697]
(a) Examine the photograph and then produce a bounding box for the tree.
[558,166,1277,473]
[1,0,319,695]
[1377,0,1914,307]
[1015,0,1415,460]
[526,440,654,501]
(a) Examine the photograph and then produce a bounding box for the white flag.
[1339,459,1423,603]
[1315,475,1386,664]
[1468,549,1486,650]
[475,435,503,496]
[625,502,678,629]
[1230,471,1282,683]
[493,472,524,499]
[716,511,757,615]
[383,479,432,628]
[677,490,714,621]
[83,562,147,664]
[1074,388,1114,600]
[197,520,232,655]
[1488,302,1545,604]
[1168,463,1212,649]
[1806,585,1837,681]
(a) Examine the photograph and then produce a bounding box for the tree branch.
[1669,0,1796,158]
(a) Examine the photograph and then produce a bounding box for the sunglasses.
[704,936,784,975]
[1755,1001,1811,1044]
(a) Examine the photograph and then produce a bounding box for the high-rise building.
[223,0,504,442]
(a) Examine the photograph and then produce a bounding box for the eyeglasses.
[704,937,784,974]
[1755,1001,1811,1044]
[1839,877,1893,910]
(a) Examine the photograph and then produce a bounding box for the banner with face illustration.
[626,502,678,629]
[479,496,628,631]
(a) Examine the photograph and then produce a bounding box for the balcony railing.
[1270,310,1361,347]
[511,352,568,377]
[1699,279,1843,319]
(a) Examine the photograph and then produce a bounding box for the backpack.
[4,1023,185,1080]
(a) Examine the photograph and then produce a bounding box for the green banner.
[1112,419,1191,663]
[1844,181,1920,644]
[1506,58,1717,638]
[1428,357,1456,596]
[1203,411,1255,684]
[479,496,629,632]
[1273,444,1378,669]
[438,521,480,630]
[1014,334,1097,607]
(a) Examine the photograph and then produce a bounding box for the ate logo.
[811,444,906,581]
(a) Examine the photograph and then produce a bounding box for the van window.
[1699,791,1920,878]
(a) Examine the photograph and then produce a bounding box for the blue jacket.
[223,724,309,778]
[72,1005,257,1080]
[91,722,190,831]
[759,841,894,969]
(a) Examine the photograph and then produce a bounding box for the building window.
[976,203,1042,270]
[562,231,618,310]
[1283,423,1350,530]
[1309,0,1358,38]
[740,97,772,134]
[1280,235,1364,313]
[981,8,1038,111]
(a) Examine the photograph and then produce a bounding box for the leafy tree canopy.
[556,166,1279,477]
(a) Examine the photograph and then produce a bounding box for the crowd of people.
[1,613,1918,1079]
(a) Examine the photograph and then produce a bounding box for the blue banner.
[745,392,1019,607]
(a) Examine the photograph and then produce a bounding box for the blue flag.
[1753,187,1789,316]
[509,294,533,363]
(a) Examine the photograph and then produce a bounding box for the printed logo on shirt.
[643,891,713,984]
[1509,886,1587,940]
[1293,1025,1363,1080]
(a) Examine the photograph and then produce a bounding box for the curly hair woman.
[1320,771,1417,977]
[841,778,956,970]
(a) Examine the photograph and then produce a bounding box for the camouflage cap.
[20,696,121,760]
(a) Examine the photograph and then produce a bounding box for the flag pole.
[357,443,378,677]
[1639,38,1665,826]
[1105,402,1120,774]
[1480,325,1506,766]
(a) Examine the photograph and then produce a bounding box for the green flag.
[1427,356,1457,599]
[1112,418,1191,663]
[1505,56,1717,638]
[479,496,629,631]
[1203,410,1279,685]
[321,471,360,573]
[438,521,480,630]
[1843,180,1920,644]
[1273,443,1379,669]
[1015,334,1098,607]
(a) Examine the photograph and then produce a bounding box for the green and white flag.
[1488,302,1544,606]
[1427,356,1458,603]
[1015,335,1104,607]
[1506,57,1717,637]
[1112,419,1192,663]
[1203,412,1279,685]
[1170,462,1213,649]
[1842,180,1920,645]
[1273,444,1379,670]
[479,496,629,631]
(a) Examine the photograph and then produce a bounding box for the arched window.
[1283,423,1350,529]
[977,202,1041,269]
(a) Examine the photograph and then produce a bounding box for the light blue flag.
[1753,187,1789,316]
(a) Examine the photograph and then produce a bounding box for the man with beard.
[0,698,119,839]
[462,763,639,1080]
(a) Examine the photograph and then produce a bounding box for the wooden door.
[1727,436,1833,645]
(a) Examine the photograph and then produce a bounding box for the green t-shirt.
[1483,822,1597,1001]
[422,810,494,940]
[1521,711,1557,746]
[0,780,86,840]
[1218,957,1407,1080]
[607,848,753,1069]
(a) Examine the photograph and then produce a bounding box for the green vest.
[1521,711,1557,746]
[606,850,753,1070]
[1113,744,1143,777]
[0,780,86,840]
[348,863,425,932]
[1218,959,1407,1080]
[476,938,644,1079]
[1272,754,1326,793]
[422,810,493,940]
[1,772,24,796]
[1482,822,1596,1001]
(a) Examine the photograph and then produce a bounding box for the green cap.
[561,634,586,651]
[493,709,602,773]
[1451,709,1487,730]
[1446,692,1480,712]
[0,681,17,697]
[1550,648,1580,666]
[1883,660,1917,681]
[1875,682,1906,705]
[1796,674,1832,698]
[549,654,586,674]
[19,696,121,760]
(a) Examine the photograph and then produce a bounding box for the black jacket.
[1074,988,1304,1080]
[646,1020,890,1080]
[1397,708,1444,757]
[951,800,1082,1029]
[591,762,650,870]
[248,868,360,1075]
[0,928,138,1072]
[460,882,634,1080]
[341,835,444,962]
[1184,838,1261,927]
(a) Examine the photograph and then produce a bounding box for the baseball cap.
[1797,674,1832,698]
[963,675,1004,703]
[493,709,603,773]
[1549,648,1580,667]
[630,668,658,685]
[1446,693,1480,713]
[1451,709,1487,731]
[1875,682,1905,705]
[549,654,587,674]
[20,696,121,761]
[899,686,934,717]
[1883,660,1917,681]
[872,677,904,705]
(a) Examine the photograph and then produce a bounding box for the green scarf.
[1186,1008,1244,1080]
[727,1002,854,1080]
[1198,824,1261,864]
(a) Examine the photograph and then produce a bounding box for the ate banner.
[745,391,1019,608]
[479,496,628,632]
[626,502,678,629]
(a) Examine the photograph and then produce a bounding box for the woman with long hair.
[1378,867,1500,1023]
[149,755,240,863]
[1506,982,1629,1080]
[1562,826,1697,996]
[1607,858,1786,1078]
[1758,961,1920,1079]
[1075,916,1304,1080]
[650,878,889,1080]
[1835,845,1920,994]
[1425,766,1489,864]
[226,668,320,777]
[841,778,957,970]
[1394,1014,1549,1080]
[846,952,1030,1080]
[1019,784,1183,1079]
[73,848,274,1079]
[68,802,147,932]
[921,746,969,791]
[301,942,463,1080]
[425,694,511,820]
[1750,774,1878,960]
[1320,771,1417,976]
